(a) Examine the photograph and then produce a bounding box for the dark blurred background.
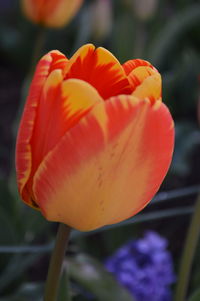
[0,0,200,300]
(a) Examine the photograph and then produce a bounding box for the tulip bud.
[21,0,83,28]
[91,0,112,41]
[132,0,158,21]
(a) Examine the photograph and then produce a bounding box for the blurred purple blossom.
[105,231,175,301]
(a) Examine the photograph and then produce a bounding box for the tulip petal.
[131,70,162,102]
[123,59,154,76]
[15,51,66,207]
[123,61,161,102]
[31,77,103,173]
[33,95,174,231]
[23,77,103,209]
[64,44,132,99]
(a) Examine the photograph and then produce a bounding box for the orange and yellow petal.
[122,59,161,102]
[64,44,132,99]
[31,77,103,175]
[32,95,174,231]
[130,67,161,102]
[122,59,155,76]
[15,50,68,207]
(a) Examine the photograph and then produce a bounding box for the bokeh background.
[0,0,200,300]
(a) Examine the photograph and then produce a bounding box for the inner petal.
[125,66,162,103]
[131,72,162,103]
[64,44,132,100]
[122,59,155,75]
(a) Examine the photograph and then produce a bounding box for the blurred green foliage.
[67,254,133,301]
[0,0,200,300]
[188,288,200,301]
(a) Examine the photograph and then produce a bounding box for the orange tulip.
[21,0,83,28]
[16,44,174,231]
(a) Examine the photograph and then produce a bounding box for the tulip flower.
[21,0,83,28]
[16,44,174,231]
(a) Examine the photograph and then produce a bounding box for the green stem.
[174,194,200,301]
[133,19,146,58]
[29,26,46,76]
[44,224,71,301]
[20,26,46,108]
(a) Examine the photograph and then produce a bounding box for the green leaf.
[72,206,194,239]
[67,254,133,301]
[188,288,200,301]
[15,282,43,301]
[58,267,72,301]
[19,209,49,242]
[0,254,41,293]
[0,180,16,217]
[112,12,135,63]
[0,282,43,301]
[148,4,200,68]
[171,122,199,176]
[0,209,17,245]
[73,7,92,51]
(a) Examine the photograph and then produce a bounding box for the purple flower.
[105,231,175,301]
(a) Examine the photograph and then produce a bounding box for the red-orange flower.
[21,0,83,28]
[15,44,174,231]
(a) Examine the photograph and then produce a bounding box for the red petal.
[64,44,132,99]
[15,50,68,207]
[33,95,174,231]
